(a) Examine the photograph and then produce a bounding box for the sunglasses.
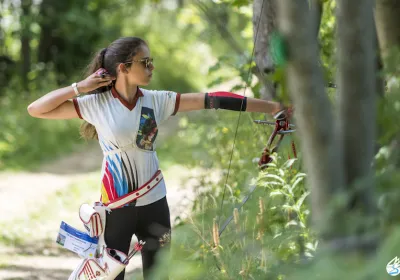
[125,57,154,68]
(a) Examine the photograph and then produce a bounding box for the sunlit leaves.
[212,0,251,7]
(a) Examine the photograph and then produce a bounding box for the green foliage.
[375,49,400,235]
[0,76,82,170]
[153,148,313,279]
[285,226,400,280]
[319,0,336,83]
[225,0,252,7]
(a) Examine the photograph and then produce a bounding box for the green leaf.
[270,190,283,197]
[208,62,221,73]
[294,191,310,211]
[290,176,305,192]
[269,66,285,84]
[283,158,297,169]
[260,174,285,185]
[231,0,251,7]
[230,84,245,92]
[285,220,298,228]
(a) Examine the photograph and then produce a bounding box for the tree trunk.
[311,0,323,38]
[37,0,70,64]
[20,0,32,91]
[252,0,277,100]
[276,0,343,238]
[373,17,385,99]
[37,0,57,63]
[336,0,376,208]
[374,0,400,59]
[336,0,377,251]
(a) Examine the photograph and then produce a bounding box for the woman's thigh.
[104,205,137,280]
[105,205,137,251]
[135,197,171,278]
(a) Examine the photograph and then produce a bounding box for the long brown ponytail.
[79,37,147,140]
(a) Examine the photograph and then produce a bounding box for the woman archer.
[27,36,284,280]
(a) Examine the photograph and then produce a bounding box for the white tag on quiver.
[56,221,98,259]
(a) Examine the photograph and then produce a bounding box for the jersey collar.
[111,86,144,111]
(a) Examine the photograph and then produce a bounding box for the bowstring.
[213,0,267,227]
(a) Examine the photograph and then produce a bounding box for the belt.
[102,170,163,210]
[103,143,137,156]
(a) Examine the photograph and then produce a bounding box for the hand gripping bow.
[256,108,297,169]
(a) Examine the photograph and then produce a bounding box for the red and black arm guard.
[204,91,247,111]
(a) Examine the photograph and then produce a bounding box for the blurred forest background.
[0,0,400,279]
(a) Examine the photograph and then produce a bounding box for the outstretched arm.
[177,92,283,115]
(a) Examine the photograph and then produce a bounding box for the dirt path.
[0,117,201,280]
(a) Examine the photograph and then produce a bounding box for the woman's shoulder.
[140,88,176,98]
[74,90,113,113]
[78,89,112,103]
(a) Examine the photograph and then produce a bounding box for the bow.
[217,109,297,237]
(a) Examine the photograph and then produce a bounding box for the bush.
[0,76,82,171]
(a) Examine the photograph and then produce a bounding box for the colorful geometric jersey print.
[136,107,158,151]
[72,88,180,206]
[100,140,139,204]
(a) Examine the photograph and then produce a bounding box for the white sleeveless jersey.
[73,87,180,206]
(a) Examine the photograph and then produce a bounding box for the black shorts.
[104,196,171,280]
